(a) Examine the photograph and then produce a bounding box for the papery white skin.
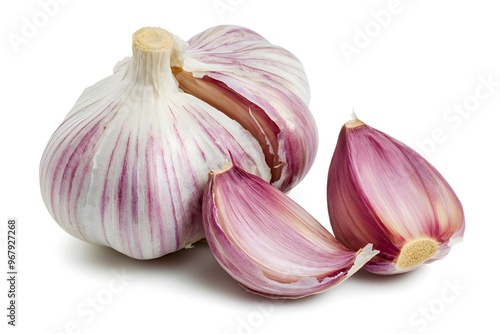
[203,162,377,299]
[40,26,318,259]
[327,116,465,274]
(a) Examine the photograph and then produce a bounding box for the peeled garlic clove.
[40,26,317,259]
[327,114,465,275]
[203,161,378,299]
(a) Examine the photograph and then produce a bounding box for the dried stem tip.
[345,111,364,128]
[133,27,172,51]
[395,238,439,270]
[209,161,234,176]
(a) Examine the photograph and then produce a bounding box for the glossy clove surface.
[203,162,377,298]
[327,115,465,274]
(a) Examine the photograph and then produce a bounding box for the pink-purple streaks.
[186,26,308,93]
[164,111,184,250]
[145,134,171,253]
[55,121,101,236]
[130,138,142,257]
[394,138,464,241]
[188,26,267,53]
[100,127,123,247]
[203,164,367,298]
[117,135,131,255]
[328,122,465,273]
[46,103,117,218]
[328,126,399,256]
[170,117,201,239]
[184,104,255,166]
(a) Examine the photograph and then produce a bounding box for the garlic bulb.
[327,114,465,274]
[203,161,378,299]
[39,26,318,259]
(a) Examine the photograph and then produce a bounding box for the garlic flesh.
[39,26,318,259]
[203,161,378,299]
[327,114,465,274]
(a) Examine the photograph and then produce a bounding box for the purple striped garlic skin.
[327,116,465,275]
[181,25,317,191]
[40,26,318,259]
[203,162,377,299]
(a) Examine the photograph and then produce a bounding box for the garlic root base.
[395,238,439,271]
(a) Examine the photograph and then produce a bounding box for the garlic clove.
[40,26,318,259]
[203,161,378,299]
[327,114,465,275]
[179,25,318,192]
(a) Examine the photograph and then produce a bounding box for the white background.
[1,0,498,333]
